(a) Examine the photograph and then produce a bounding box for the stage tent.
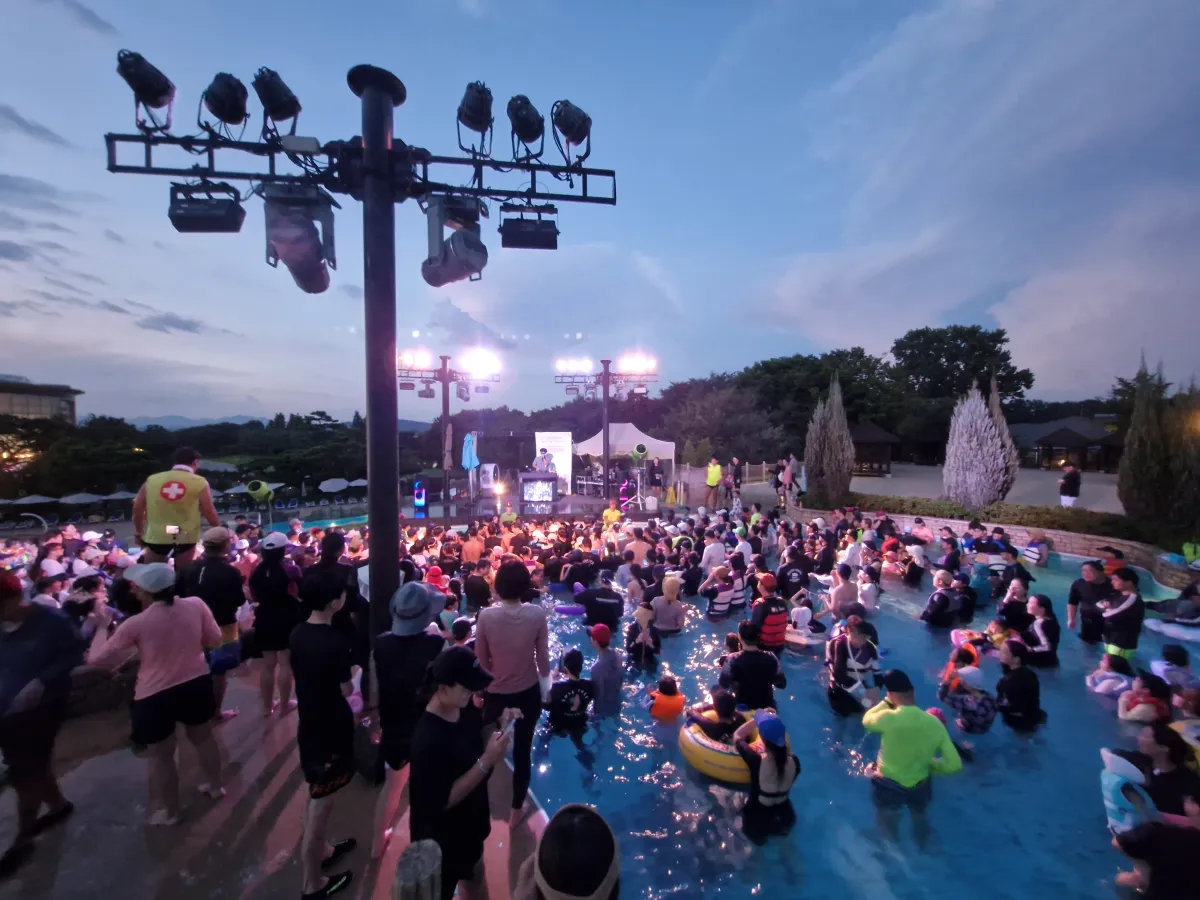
[574,424,675,463]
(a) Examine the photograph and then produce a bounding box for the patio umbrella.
[267,482,285,491]
[13,495,59,505]
[104,491,137,500]
[348,478,368,488]
[0,499,10,506]
[60,492,105,504]
[209,489,224,497]
[225,484,249,494]
[319,478,349,493]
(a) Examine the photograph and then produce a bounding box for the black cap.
[881,669,914,694]
[431,647,493,692]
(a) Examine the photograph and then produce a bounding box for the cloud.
[28,289,90,308]
[123,298,154,311]
[29,0,117,35]
[102,229,125,244]
[338,283,364,299]
[95,300,131,315]
[631,252,685,315]
[0,240,33,262]
[44,276,91,296]
[134,312,204,334]
[0,299,47,317]
[425,298,518,349]
[771,0,1200,395]
[695,0,798,103]
[0,105,73,148]
[0,173,94,214]
[456,0,486,17]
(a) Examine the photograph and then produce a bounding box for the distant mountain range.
[125,415,430,432]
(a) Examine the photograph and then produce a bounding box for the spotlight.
[507,95,544,160]
[202,73,249,127]
[399,381,416,391]
[565,387,580,397]
[262,184,340,294]
[116,50,175,131]
[422,197,488,287]
[252,68,302,127]
[499,203,559,251]
[418,384,435,399]
[584,387,597,401]
[631,385,649,396]
[456,382,471,402]
[413,349,433,368]
[460,347,502,379]
[168,182,245,234]
[474,385,490,394]
[616,353,657,375]
[457,81,494,155]
[552,100,591,165]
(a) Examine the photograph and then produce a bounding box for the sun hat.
[126,562,177,593]
[389,581,445,636]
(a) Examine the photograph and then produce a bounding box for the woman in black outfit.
[1022,594,1061,668]
[734,711,800,844]
[249,534,301,715]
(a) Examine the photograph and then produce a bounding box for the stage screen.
[534,431,573,495]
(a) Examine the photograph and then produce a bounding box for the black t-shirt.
[464,574,492,609]
[1118,821,1200,900]
[1145,765,1200,816]
[510,533,530,555]
[1060,470,1081,497]
[776,563,808,600]
[543,557,565,583]
[182,557,245,627]
[748,535,763,556]
[289,622,354,757]
[729,649,784,710]
[374,632,446,757]
[546,678,594,730]
[409,707,491,851]
[681,566,704,596]
[996,664,1042,730]
[578,588,623,631]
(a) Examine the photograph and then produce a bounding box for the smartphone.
[503,717,517,739]
[165,525,181,536]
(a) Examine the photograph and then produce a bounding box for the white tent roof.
[574,424,675,461]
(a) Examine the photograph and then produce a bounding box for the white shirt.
[734,540,753,566]
[700,541,726,574]
[839,543,862,568]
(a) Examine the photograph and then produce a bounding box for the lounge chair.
[274,500,285,511]
[287,498,299,509]
[334,495,345,505]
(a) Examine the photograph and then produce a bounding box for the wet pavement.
[0,674,543,900]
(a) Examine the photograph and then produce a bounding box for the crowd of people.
[2,447,1200,899]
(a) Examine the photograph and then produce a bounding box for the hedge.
[844,493,1189,553]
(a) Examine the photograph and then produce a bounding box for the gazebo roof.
[1033,426,1095,447]
[849,421,900,444]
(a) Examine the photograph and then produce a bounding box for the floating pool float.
[1100,748,1155,834]
[951,628,1022,655]
[1145,619,1200,643]
[1170,719,1200,767]
[678,709,788,785]
[554,604,586,616]
[784,629,825,652]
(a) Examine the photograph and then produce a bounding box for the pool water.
[527,555,1180,900]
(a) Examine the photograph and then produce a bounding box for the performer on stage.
[532,448,557,474]
[648,458,665,500]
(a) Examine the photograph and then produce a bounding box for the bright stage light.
[399,348,433,369]
[555,357,594,374]
[460,347,502,378]
[616,352,656,375]
[412,329,421,338]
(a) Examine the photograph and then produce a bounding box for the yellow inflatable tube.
[1170,719,1200,769]
[678,709,788,785]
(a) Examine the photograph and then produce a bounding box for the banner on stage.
[534,431,573,496]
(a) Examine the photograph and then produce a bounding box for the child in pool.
[643,675,685,721]
[685,688,741,742]
[1086,653,1135,697]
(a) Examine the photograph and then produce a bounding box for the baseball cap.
[430,646,493,692]
[881,669,915,694]
[203,526,232,545]
[753,710,787,747]
[235,539,250,551]
[956,666,985,691]
[261,532,290,550]
[588,623,612,647]
[757,572,777,593]
[81,531,102,542]
[426,565,445,587]
[126,562,177,593]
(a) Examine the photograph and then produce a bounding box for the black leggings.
[482,683,543,811]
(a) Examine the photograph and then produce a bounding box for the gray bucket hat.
[389,581,446,636]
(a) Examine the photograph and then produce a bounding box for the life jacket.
[825,634,878,695]
[729,575,748,608]
[757,598,789,649]
[648,690,685,721]
[143,469,209,544]
[1103,557,1123,577]
[1124,691,1170,722]
[1022,542,1045,567]
[941,643,981,689]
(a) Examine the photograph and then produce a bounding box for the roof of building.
[849,421,900,444]
[1008,416,1122,448]
[0,381,83,398]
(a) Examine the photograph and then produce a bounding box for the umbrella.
[209,489,224,497]
[225,484,249,494]
[348,478,368,488]
[0,499,10,506]
[104,491,137,500]
[267,482,285,491]
[60,492,105,505]
[319,478,349,493]
[13,495,59,505]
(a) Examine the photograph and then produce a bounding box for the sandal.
[301,870,352,899]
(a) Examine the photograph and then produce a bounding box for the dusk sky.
[2,0,1198,422]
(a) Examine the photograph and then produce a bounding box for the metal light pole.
[349,65,406,643]
[439,355,452,521]
[600,359,612,500]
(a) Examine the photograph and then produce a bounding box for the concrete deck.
[0,674,543,900]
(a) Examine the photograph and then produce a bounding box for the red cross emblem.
[160,480,188,502]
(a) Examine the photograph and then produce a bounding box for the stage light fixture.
[507,94,544,160]
[167,182,245,234]
[631,385,649,396]
[552,99,591,166]
[457,81,493,155]
[499,203,559,250]
[565,387,580,397]
[474,385,490,394]
[460,347,502,379]
[202,73,249,126]
[423,197,488,287]
[261,184,339,294]
[418,384,435,399]
[117,50,175,130]
[584,387,597,401]
[399,381,416,391]
[456,382,471,402]
[616,353,657,375]
[252,68,302,126]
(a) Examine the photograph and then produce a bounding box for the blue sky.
[2,0,1198,420]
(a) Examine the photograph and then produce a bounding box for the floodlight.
[262,184,339,294]
[252,68,302,127]
[565,387,580,397]
[584,387,597,401]
[422,230,488,287]
[552,100,591,165]
[116,50,175,130]
[474,385,490,394]
[631,385,649,396]
[507,94,544,160]
[456,382,471,402]
[460,347,502,378]
[499,202,559,250]
[418,384,435,399]
[457,81,493,155]
[399,381,416,391]
[616,352,657,375]
[202,73,249,126]
[168,182,245,234]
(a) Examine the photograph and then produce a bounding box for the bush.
[843,492,1188,552]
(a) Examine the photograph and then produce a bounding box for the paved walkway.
[0,675,542,900]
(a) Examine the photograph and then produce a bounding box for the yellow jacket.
[142,469,209,544]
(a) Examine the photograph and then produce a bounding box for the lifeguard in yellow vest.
[133,447,221,572]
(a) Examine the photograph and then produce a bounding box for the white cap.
[82,531,102,542]
[235,539,250,551]
[115,555,138,569]
[40,559,67,578]
[957,665,985,691]
[82,547,106,561]
[126,562,176,593]
[71,558,93,576]
[697,506,707,516]
[262,532,290,550]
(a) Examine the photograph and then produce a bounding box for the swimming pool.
[528,554,1181,900]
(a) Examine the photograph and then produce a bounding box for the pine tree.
[1118,364,1173,522]
[943,386,1009,510]
[804,376,855,507]
[1166,383,1200,536]
[988,377,1020,501]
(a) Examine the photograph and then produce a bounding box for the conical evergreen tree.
[803,376,856,507]
[988,377,1020,502]
[1118,363,1172,521]
[1167,383,1200,536]
[943,386,1009,510]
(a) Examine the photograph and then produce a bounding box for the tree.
[892,325,1034,402]
[988,377,1020,501]
[943,386,1011,510]
[1166,383,1200,536]
[658,385,782,464]
[350,411,365,430]
[803,376,855,507]
[1117,364,1173,522]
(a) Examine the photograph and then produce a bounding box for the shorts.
[140,542,198,559]
[130,675,217,747]
[870,774,932,810]
[300,750,355,799]
[1059,495,1077,508]
[0,699,66,785]
[440,838,485,900]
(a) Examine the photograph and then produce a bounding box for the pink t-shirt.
[473,602,550,695]
[89,595,221,700]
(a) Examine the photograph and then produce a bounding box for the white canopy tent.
[573,424,675,463]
